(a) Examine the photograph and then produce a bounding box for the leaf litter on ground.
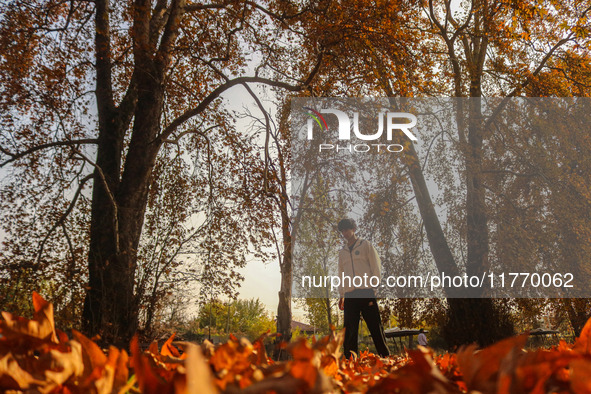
[2,293,591,393]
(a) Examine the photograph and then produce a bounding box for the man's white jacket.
[338,238,382,297]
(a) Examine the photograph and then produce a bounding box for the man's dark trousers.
[343,290,390,359]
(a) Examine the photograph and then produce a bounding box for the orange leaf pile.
[4,293,591,393]
[0,292,128,393]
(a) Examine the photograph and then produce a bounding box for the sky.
[222,85,308,322]
[237,257,307,322]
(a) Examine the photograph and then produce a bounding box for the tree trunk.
[82,0,166,344]
[402,136,509,347]
[563,299,591,337]
[274,150,292,358]
[394,97,513,346]
[465,94,489,288]
[83,78,163,345]
[325,293,333,329]
[275,214,292,360]
[444,298,513,348]
[82,117,125,343]
[443,81,513,348]
[404,143,460,281]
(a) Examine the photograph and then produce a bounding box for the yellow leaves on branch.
[5,294,591,393]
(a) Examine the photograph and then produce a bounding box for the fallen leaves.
[0,292,129,393]
[3,293,591,393]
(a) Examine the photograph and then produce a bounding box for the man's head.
[338,219,357,244]
[337,218,357,232]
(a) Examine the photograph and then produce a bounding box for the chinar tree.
[0,0,321,346]
[295,0,591,346]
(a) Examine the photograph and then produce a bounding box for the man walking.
[337,218,390,359]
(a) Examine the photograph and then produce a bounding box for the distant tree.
[198,298,275,340]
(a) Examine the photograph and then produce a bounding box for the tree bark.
[275,199,292,360]
[465,86,489,289]
[83,0,173,346]
[562,299,591,337]
[83,0,127,344]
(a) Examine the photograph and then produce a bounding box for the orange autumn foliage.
[3,293,591,393]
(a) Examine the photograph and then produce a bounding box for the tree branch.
[158,69,321,142]
[149,0,170,48]
[163,124,220,145]
[133,0,152,63]
[156,0,186,74]
[241,83,273,195]
[184,2,227,12]
[482,169,537,178]
[95,0,115,112]
[0,139,98,168]
[485,33,575,129]
[37,174,94,263]
[116,72,138,133]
